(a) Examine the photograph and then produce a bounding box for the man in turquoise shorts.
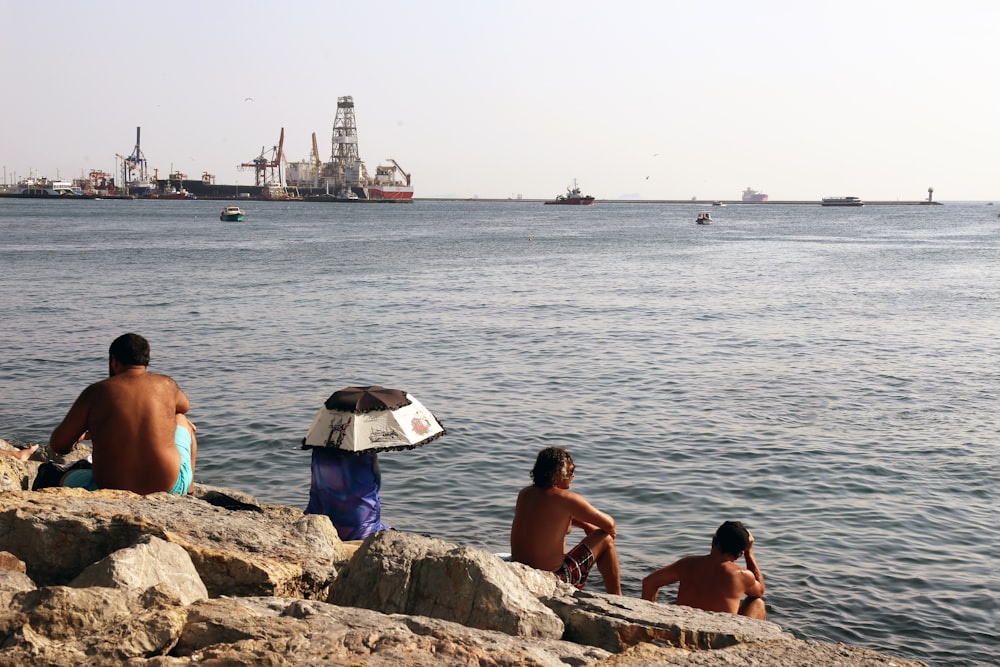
[50,333,197,495]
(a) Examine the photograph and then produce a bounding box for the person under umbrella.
[305,447,389,541]
[302,385,446,541]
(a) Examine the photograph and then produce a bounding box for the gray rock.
[70,534,208,605]
[0,488,349,599]
[545,589,790,652]
[330,530,565,638]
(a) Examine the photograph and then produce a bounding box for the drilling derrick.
[323,96,367,196]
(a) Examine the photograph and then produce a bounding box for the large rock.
[70,534,208,605]
[545,589,790,652]
[330,530,566,639]
[0,487,351,599]
[0,585,188,663]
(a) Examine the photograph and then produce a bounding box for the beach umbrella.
[302,385,446,453]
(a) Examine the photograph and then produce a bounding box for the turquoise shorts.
[62,425,193,494]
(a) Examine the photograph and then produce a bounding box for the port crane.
[116,126,149,187]
[387,158,411,186]
[239,128,285,187]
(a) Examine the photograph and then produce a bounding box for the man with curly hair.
[510,446,621,594]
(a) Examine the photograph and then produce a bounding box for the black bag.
[31,458,92,491]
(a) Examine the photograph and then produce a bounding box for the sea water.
[0,198,995,666]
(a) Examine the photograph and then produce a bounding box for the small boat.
[821,196,864,207]
[544,180,595,205]
[696,211,713,225]
[712,201,726,207]
[220,205,245,222]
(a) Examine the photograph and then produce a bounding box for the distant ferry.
[821,196,864,207]
[1,178,89,198]
[741,187,768,203]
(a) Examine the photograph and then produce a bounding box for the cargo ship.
[741,187,769,203]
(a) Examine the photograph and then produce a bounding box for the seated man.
[510,446,621,594]
[49,333,197,495]
[641,520,766,619]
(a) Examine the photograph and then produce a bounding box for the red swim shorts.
[554,542,595,589]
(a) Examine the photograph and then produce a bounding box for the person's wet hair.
[109,333,151,367]
[713,520,751,556]
[530,446,573,488]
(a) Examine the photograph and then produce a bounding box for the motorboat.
[696,211,713,225]
[821,196,864,207]
[544,180,595,205]
[220,205,245,222]
[712,201,726,207]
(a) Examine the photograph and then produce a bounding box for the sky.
[2,0,997,201]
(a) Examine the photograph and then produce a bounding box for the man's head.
[109,333,151,369]
[712,520,751,557]
[530,446,575,488]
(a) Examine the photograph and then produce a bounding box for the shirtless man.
[49,333,197,495]
[510,447,621,594]
[641,520,766,619]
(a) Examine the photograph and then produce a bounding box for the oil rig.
[285,96,413,201]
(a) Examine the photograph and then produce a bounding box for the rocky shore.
[0,439,925,666]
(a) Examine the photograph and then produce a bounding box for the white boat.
[219,205,245,222]
[821,196,864,207]
[696,211,713,225]
[13,177,86,197]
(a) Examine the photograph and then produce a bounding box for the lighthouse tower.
[927,187,934,203]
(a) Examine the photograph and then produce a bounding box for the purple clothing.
[304,448,390,541]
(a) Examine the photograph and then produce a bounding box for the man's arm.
[742,532,765,598]
[50,391,91,455]
[641,560,681,602]
[567,493,616,537]
[175,383,191,415]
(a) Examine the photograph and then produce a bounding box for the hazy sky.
[3,1,996,200]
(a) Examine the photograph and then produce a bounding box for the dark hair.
[109,333,150,367]
[713,520,751,556]
[530,446,573,488]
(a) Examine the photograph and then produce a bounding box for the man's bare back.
[50,334,196,495]
[510,484,604,571]
[642,521,766,619]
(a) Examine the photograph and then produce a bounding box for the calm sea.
[0,198,995,665]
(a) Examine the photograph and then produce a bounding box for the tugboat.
[544,180,595,205]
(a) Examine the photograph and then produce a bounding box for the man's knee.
[584,530,615,556]
[739,597,766,620]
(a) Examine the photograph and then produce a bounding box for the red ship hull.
[368,186,414,200]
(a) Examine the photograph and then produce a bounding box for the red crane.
[239,128,285,187]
